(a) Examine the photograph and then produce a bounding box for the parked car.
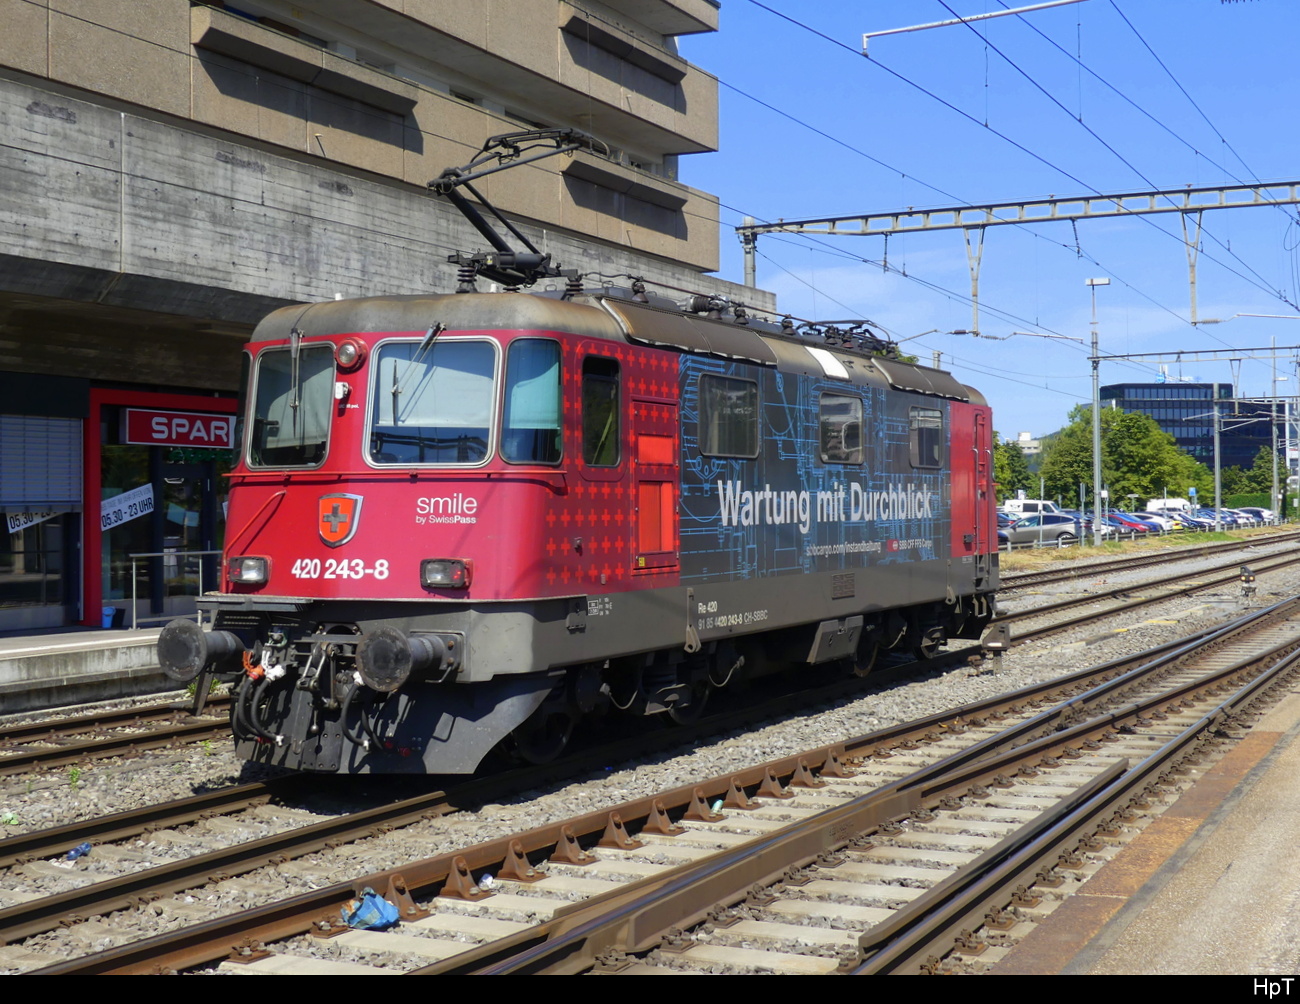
[1170,511,1213,530]
[1003,513,1083,546]
[1133,511,1175,531]
[1105,513,1154,534]
[1061,509,1113,537]
[1114,510,1163,532]
[1238,506,1278,525]
[1002,499,1062,517]
[1224,508,1258,527]
[1197,508,1239,527]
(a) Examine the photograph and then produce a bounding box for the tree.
[1239,446,1287,495]
[993,432,1034,503]
[1220,465,1248,495]
[1039,405,1213,508]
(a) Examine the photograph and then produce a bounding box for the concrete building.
[1100,382,1284,473]
[1014,431,1040,456]
[0,0,769,630]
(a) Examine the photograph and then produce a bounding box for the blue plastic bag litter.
[66,842,91,861]
[340,888,400,930]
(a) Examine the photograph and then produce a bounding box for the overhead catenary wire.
[718,12,1194,337]
[707,74,1201,348]
[934,0,1292,310]
[1107,0,1279,194]
[996,0,1290,222]
[742,0,1297,323]
[752,245,1162,388]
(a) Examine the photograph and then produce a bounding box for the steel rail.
[851,645,1300,974]
[0,779,289,869]
[411,597,1300,973]
[0,696,232,745]
[0,780,459,946]
[1002,548,1300,624]
[0,718,232,776]
[24,598,1297,975]
[414,594,1300,973]
[0,613,1204,895]
[999,529,1300,590]
[1002,551,1300,644]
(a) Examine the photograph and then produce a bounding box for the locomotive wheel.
[666,683,710,725]
[851,634,879,678]
[508,708,574,765]
[914,628,945,661]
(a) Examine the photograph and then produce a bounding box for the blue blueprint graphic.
[678,353,949,583]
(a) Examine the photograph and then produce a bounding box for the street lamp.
[1087,278,1110,546]
[1272,341,1281,519]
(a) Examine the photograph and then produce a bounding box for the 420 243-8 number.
[291,558,389,580]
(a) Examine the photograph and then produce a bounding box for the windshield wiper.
[289,324,302,431]
[391,323,445,425]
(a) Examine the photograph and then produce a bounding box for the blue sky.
[678,1,1300,440]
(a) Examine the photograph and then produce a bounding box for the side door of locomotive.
[575,349,627,579]
[573,346,679,579]
[948,401,995,576]
[631,395,679,573]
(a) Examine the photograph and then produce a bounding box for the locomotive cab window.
[502,339,561,464]
[909,407,944,469]
[699,374,759,458]
[369,338,496,466]
[248,344,334,468]
[582,357,620,466]
[819,393,863,464]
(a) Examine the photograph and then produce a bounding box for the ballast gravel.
[1,535,1297,973]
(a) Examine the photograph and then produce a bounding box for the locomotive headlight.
[335,338,366,371]
[227,556,269,585]
[421,558,472,589]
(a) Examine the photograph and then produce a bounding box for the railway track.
[0,697,232,776]
[0,650,988,954]
[417,596,1300,975]
[16,593,1300,974]
[1,542,1295,973]
[995,547,1300,645]
[0,696,231,745]
[2,529,1286,780]
[999,527,1300,591]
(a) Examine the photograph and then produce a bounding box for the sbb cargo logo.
[319,494,363,547]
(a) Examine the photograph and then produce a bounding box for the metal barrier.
[125,549,223,630]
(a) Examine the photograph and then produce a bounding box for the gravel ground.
[1,535,1297,973]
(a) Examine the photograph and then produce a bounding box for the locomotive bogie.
[166,288,999,774]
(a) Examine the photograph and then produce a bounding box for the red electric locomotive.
[158,285,998,773]
[158,132,999,774]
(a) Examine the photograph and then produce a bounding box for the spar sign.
[124,409,235,449]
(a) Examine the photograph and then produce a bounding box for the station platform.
[0,625,170,714]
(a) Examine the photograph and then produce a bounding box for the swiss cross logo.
[319,494,363,547]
